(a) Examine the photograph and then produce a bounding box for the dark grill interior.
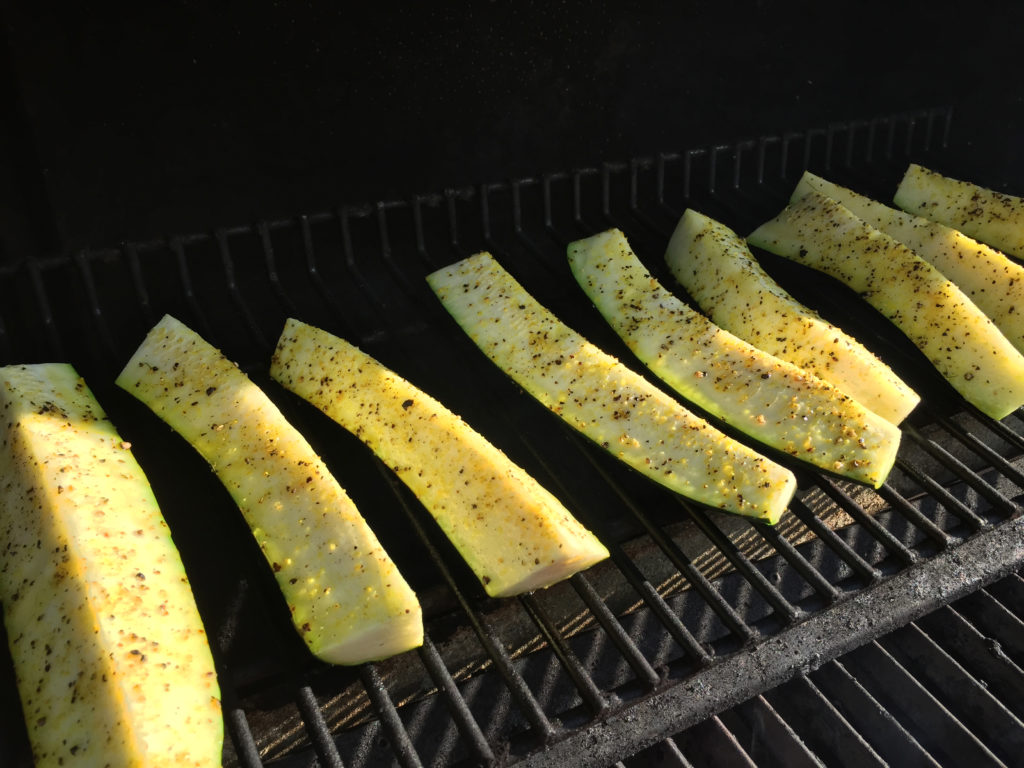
[2,103,1024,766]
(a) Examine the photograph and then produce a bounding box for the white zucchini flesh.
[748,192,1024,421]
[427,252,797,525]
[116,315,423,665]
[894,163,1024,259]
[665,209,920,426]
[796,171,1024,357]
[270,319,610,598]
[0,363,222,767]
[568,228,901,488]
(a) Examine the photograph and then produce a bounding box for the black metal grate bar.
[893,457,988,531]
[901,422,1022,517]
[358,665,423,768]
[873,483,952,549]
[295,685,346,768]
[226,707,264,768]
[569,573,662,689]
[517,593,610,716]
[677,504,801,625]
[785,497,882,583]
[811,659,941,768]
[416,637,497,767]
[766,675,885,768]
[749,522,841,603]
[815,477,918,565]
[931,412,1024,490]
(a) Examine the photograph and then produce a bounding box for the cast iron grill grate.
[621,568,1024,768]
[1,105,1023,767]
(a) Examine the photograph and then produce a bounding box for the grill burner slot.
[2,106,1023,767]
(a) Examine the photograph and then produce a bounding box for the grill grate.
[622,569,1024,768]
[1,106,1023,767]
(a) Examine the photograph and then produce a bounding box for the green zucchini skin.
[568,228,901,489]
[117,315,423,666]
[270,318,610,598]
[427,252,797,525]
[894,163,1024,259]
[748,192,1024,420]
[797,171,1024,357]
[0,363,222,767]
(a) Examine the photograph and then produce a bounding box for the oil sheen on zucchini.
[427,252,797,524]
[748,192,1024,420]
[894,163,1024,259]
[665,209,919,426]
[569,228,900,488]
[0,363,222,767]
[796,171,1024,357]
[270,318,609,598]
[116,315,423,665]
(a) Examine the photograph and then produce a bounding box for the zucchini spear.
[664,209,919,426]
[116,315,423,665]
[894,163,1024,260]
[427,252,797,524]
[569,228,901,488]
[270,319,609,598]
[0,363,221,767]
[748,192,1024,420]
[796,171,1024,357]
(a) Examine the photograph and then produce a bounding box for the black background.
[2,1,1022,260]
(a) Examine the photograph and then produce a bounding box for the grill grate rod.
[358,665,422,768]
[785,497,882,583]
[569,573,662,689]
[564,429,754,644]
[893,458,988,531]
[901,422,1022,517]
[370,460,559,745]
[842,640,1006,766]
[881,622,1024,765]
[812,659,942,768]
[416,636,497,766]
[677,503,802,625]
[517,593,610,715]
[749,522,841,603]
[295,685,346,768]
[815,477,918,565]
[931,413,1024,489]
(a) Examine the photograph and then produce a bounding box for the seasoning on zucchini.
[796,171,1024,357]
[894,163,1024,260]
[427,252,797,524]
[0,363,222,767]
[748,191,1024,420]
[569,228,901,488]
[664,209,920,426]
[116,314,423,665]
[270,318,610,598]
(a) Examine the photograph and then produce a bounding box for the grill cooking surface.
[1,107,1023,766]
[622,568,1024,767]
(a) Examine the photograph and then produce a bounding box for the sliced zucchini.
[427,252,797,524]
[116,315,423,665]
[894,163,1024,259]
[796,171,1024,356]
[748,192,1024,420]
[270,319,609,598]
[0,363,221,766]
[665,209,920,425]
[568,228,900,488]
